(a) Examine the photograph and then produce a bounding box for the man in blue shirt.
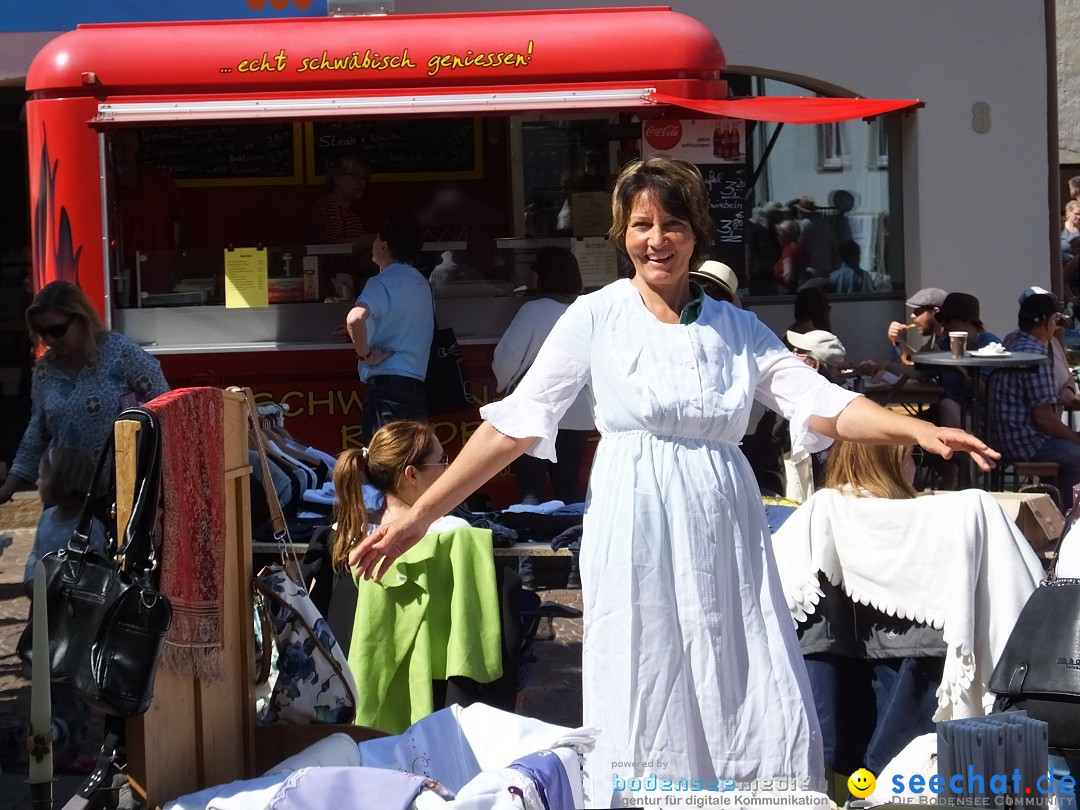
[989,293,1080,508]
[345,218,434,442]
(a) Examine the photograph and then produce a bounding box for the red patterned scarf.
[147,387,226,681]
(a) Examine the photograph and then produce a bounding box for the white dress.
[480,279,859,807]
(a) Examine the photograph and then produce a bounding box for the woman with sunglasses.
[0,280,169,504]
[331,419,457,572]
[330,420,506,733]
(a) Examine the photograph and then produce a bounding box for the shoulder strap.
[70,433,119,557]
[113,407,163,576]
[230,387,303,581]
[1047,498,1080,582]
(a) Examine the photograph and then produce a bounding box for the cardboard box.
[918,490,1064,552]
[989,491,1064,552]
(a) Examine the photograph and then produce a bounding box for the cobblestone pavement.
[0,494,584,807]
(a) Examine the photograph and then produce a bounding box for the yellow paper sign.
[224,247,269,308]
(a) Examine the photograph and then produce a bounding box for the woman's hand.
[916,424,1000,472]
[349,511,428,581]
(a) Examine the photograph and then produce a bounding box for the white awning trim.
[95,87,657,122]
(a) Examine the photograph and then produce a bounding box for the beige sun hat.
[690,261,742,308]
[786,329,847,369]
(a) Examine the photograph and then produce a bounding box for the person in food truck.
[112,128,189,303]
[344,217,434,444]
[0,280,169,504]
[348,156,999,806]
[306,153,377,296]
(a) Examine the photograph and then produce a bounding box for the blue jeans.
[361,375,427,444]
[1030,437,1080,509]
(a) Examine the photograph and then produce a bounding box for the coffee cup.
[949,331,968,357]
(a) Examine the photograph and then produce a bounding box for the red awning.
[649,92,923,124]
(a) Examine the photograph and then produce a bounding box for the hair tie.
[361,446,369,461]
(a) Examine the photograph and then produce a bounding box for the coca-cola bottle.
[713,123,725,158]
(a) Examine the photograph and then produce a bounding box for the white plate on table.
[967,349,1011,357]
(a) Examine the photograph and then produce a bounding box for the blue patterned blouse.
[10,332,170,482]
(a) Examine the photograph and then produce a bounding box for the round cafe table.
[912,350,1048,487]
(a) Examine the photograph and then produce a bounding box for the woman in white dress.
[351,157,998,807]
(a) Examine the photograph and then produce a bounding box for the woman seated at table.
[331,419,504,733]
[779,441,945,777]
[772,440,1043,779]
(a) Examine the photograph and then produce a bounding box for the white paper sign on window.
[573,237,618,289]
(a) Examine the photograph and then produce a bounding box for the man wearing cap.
[787,329,848,381]
[783,329,848,500]
[988,293,1080,508]
[886,287,947,363]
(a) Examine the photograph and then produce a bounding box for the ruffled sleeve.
[749,320,860,461]
[480,298,592,462]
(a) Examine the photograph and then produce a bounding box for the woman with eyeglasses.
[330,419,505,733]
[0,280,169,505]
[331,420,457,572]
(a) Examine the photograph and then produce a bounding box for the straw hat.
[690,261,741,308]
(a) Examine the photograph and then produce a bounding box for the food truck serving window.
[27,7,918,353]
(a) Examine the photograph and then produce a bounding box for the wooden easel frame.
[115,390,382,809]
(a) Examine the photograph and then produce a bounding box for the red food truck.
[24,5,916,504]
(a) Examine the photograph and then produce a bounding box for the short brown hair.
[608,157,712,269]
[26,280,107,359]
[331,419,436,573]
[824,441,917,499]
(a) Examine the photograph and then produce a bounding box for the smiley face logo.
[847,768,876,798]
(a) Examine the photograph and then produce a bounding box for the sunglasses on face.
[32,314,77,339]
[419,453,450,468]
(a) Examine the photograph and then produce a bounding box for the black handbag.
[989,500,1080,747]
[425,324,477,415]
[18,407,173,717]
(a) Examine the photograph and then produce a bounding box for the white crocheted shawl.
[771,488,1045,721]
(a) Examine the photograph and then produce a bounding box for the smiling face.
[624,190,696,292]
[847,768,876,799]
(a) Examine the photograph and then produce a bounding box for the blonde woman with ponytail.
[330,418,502,734]
[331,419,458,573]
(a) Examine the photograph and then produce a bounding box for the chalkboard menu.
[699,163,748,277]
[139,124,301,186]
[309,118,481,181]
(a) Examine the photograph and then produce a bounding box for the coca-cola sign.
[643,119,683,152]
